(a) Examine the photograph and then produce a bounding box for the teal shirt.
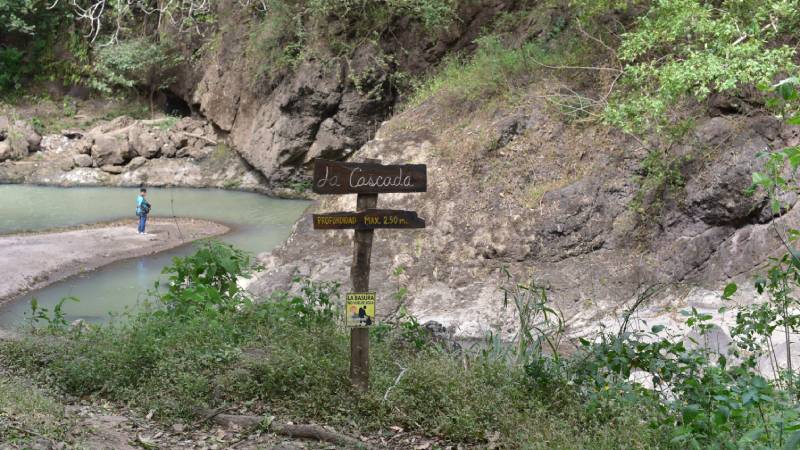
[136,195,146,215]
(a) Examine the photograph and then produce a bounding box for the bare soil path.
[0,218,229,305]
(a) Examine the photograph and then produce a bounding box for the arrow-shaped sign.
[313,209,426,230]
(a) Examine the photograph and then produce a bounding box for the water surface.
[0,185,309,327]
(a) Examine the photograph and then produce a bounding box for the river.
[0,185,309,328]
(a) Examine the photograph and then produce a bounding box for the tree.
[92,38,183,116]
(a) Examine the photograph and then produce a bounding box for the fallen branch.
[383,363,407,402]
[529,57,622,73]
[182,132,217,145]
[199,411,370,449]
[732,19,775,46]
[1,420,48,441]
[140,118,172,126]
[191,406,232,427]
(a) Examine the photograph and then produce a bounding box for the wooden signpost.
[312,158,427,390]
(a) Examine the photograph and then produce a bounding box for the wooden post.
[350,191,377,391]
[311,157,426,392]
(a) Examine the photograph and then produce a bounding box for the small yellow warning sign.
[346,292,376,327]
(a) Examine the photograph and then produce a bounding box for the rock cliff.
[248,88,798,340]
[173,1,511,184]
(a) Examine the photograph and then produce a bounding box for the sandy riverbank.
[0,217,229,305]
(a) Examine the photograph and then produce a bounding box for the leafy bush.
[157,241,261,315]
[306,0,455,30]
[602,0,800,132]
[410,35,540,107]
[0,47,25,92]
[247,0,456,83]
[92,38,183,114]
[0,0,77,95]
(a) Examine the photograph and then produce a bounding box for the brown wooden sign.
[310,158,427,391]
[312,159,427,195]
[313,209,425,230]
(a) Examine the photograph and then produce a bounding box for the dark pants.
[138,214,147,233]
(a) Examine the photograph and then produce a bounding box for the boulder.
[73,153,93,167]
[60,159,75,172]
[100,164,124,174]
[187,143,214,160]
[75,139,92,154]
[0,141,11,161]
[127,156,147,170]
[128,125,161,158]
[7,132,30,157]
[92,116,135,134]
[161,142,177,158]
[91,134,132,166]
[16,120,42,152]
[175,117,205,132]
[169,131,189,148]
[0,116,9,138]
[0,120,36,161]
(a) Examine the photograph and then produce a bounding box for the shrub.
[0,47,25,92]
[601,0,800,132]
[92,38,183,115]
[157,240,262,315]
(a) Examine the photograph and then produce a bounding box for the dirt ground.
[0,218,229,305]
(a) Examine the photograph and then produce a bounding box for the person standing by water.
[136,188,152,234]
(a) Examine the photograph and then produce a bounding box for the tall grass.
[408,34,588,108]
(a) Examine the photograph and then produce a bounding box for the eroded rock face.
[194,56,386,181]
[248,102,795,340]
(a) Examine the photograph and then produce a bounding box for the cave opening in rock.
[160,90,192,117]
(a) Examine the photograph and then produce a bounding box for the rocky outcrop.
[0,116,291,195]
[0,116,41,162]
[248,92,798,340]
[78,116,218,169]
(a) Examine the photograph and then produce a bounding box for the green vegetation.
[5,233,800,447]
[246,0,456,83]
[0,376,72,445]
[405,1,800,216]
[0,0,77,94]
[0,242,660,447]
[282,179,312,193]
[92,39,183,116]
[629,148,686,216]
[409,33,589,109]
[602,0,800,133]
[153,115,180,131]
[1,0,457,99]
[413,0,799,132]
